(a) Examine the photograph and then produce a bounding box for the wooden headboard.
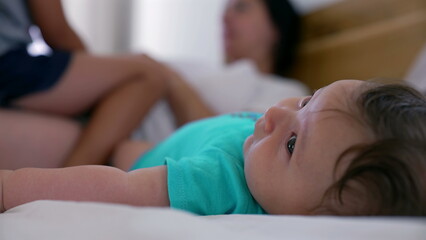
[290,0,426,90]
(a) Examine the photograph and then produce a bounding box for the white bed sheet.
[1,200,425,240]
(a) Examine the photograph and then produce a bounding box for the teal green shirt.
[131,113,266,215]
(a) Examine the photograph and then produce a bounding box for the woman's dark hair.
[320,82,426,216]
[262,0,301,77]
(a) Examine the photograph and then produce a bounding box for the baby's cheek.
[244,160,275,199]
[243,157,262,192]
[243,135,254,157]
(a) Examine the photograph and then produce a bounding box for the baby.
[1,80,425,215]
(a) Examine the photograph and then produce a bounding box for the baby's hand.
[0,170,11,213]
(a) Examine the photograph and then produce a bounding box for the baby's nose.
[263,106,294,133]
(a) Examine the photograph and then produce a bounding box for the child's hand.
[138,54,215,125]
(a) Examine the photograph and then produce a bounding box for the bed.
[1,0,425,239]
[1,201,425,240]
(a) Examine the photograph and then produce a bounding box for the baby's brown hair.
[320,81,426,216]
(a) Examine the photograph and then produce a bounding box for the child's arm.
[28,0,86,51]
[142,56,216,127]
[0,166,169,213]
[165,69,216,126]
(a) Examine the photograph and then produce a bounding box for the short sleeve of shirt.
[166,153,264,215]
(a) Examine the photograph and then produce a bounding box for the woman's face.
[223,0,279,63]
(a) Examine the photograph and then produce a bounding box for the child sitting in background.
[1,80,425,216]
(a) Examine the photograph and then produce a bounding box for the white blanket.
[1,200,425,240]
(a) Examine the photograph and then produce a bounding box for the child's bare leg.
[13,53,158,116]
[112,141,153,171]
[12,54,166,166]
[65,74,166,167]
[0,109,80,169]
[0,165,169,213]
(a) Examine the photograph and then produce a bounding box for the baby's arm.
[1,170,10,212]
[0,165,169,213]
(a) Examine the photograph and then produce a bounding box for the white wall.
[62,0,342,63]
[130,0,343,66]
[62,0,132,54]
[131,0,227,65]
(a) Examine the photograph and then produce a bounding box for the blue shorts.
[0,46,72,106]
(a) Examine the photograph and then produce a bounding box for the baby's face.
[243,80,373,214]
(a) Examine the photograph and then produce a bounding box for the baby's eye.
[287,135,297,155]
[299,96,312,108]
